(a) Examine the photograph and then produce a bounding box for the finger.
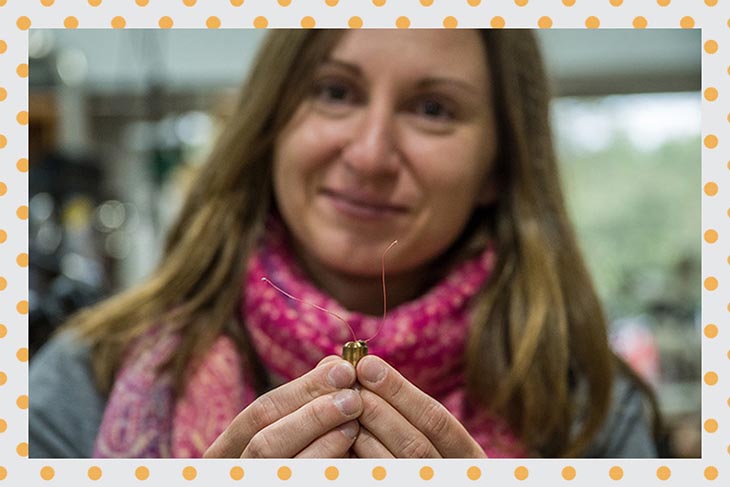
[357,356,485,458]
[352,426,394,458]
[357,388,440,458]
[241,389,362,458]
[295,421,359,458]
[204,358,356,458]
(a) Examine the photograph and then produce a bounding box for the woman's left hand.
[352,355,487,458]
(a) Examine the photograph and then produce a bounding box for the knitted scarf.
[94,223,524,458]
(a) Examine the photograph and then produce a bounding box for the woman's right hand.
[203,356,362,458]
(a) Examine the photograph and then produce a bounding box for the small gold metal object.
[342,340,368,366]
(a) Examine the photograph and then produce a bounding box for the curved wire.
[261,239,398,344]
[364,239,398,343]
[261,277,357,341]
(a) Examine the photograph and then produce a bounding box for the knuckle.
[353,429,378,454]
[315,429,352,458]
[247,393,280,430]
[399,435,434,459]
[421,399,451,437]
[299,366,334,402]
[303,395,335,431]
[244,431,276,458]
[386,373,405,400]
[359,391,384,424]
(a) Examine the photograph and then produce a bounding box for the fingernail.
[328,361,355,388]
[339,421,359,440]
[360,357,385,384]
[333,389,360,416]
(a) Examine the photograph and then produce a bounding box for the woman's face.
[273,29,498,283]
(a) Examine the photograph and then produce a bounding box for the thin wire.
[261,277,357,341]
[364,239,398,343]
[261,239,398,344]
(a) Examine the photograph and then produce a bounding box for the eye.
[412,97,456,122]
[312,79,358,105]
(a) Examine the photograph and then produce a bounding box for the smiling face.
[272,29,498,306]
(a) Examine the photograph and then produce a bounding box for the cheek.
[273,114,354,225]
[276,110,349,173]
[274,123,328,194]
[412,140,491,209]
[407,137,492,245]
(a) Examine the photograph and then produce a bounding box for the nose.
[340,102,400,177]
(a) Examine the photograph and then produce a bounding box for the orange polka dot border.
[0,1,727,486]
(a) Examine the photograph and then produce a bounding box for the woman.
[30,29,659,458]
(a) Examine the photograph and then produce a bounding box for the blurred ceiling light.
[105,231,131,259]
[174,111,214,148]
[29,30,55,59]
[56,48,88,86]
[95,200,126,230]
[36,222,63,255]
[60,252,101,287]
[30,192,55,223]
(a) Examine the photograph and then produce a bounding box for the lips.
[320,188,409,219]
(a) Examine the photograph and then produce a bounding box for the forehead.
[328,29,489,84]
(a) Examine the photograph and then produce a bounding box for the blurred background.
[28,30,700,457]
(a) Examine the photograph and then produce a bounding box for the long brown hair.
[468,31,611,456]
[68,30,655,457]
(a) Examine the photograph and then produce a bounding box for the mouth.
[320,189,409,220]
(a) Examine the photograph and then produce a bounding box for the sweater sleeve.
[29,331,106,458]
[583,374,657,458]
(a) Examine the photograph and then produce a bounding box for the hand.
[203,356,362,458]
[352,355,486,458]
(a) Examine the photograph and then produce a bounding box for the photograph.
[27,28,700,459]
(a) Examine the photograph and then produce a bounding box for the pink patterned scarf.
[94,222,525,458]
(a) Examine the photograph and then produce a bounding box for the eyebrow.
[319,58,483,96]
[417,77,482,96]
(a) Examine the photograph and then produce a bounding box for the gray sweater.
[29,332,657,458]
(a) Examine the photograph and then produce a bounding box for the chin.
[292,218,436,277]
[313,246,386,278]
[317,241,433,281]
